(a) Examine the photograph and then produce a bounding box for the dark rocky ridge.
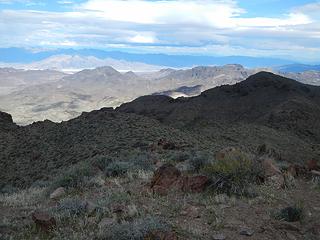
[118,72,320,140]
[118,72,320,161]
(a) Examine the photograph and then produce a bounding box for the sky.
[0,0,320,62]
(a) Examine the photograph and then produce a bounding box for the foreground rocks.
[150,164,210,195]
[32,211,56,232]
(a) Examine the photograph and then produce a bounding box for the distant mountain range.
[0,47,300,68]
[0,64,320,125]
[0,54,164,73]
[277,64,320,73]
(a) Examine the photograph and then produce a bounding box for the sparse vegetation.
[98,216,170,240]
[55,198,88,217]
[202,150,262,196]
[0,187,46,207]
[50,162,96,191]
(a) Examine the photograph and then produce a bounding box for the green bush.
[98,216,170,240]
[202,150,262,196]
[51,162,96,190]
[274,205,303,222]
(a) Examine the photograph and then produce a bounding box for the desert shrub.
[104,161,132,177]
[274,205,303,222]
[91,155,113,171]
[130,152,154,171]
[98,216,170,240]
[51,162,96,190]
[189,151,213,172]
[55,197,88,218]
[202,150,262,196]
[96,191,132,210]
[0,187,46,207]
[0,184,19,194]
[168,151,192,162]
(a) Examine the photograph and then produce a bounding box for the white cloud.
[79,0,311,28]
[0,0,319,61]
[128,34,156,43]
[79,0,242,27]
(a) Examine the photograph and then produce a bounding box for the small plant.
[274,204,303,222]
[98,216,170,240]
[202,150,262,196]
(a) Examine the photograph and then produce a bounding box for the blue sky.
[0,0,320,62]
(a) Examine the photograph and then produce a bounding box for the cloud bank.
[0,0,319,62]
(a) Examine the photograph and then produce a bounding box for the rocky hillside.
[118,72,320,162]
[0,108,212,188]
[1,72,319,189]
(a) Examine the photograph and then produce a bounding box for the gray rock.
[240,228,254,236]
[49,187,66,200]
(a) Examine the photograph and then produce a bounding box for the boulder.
[32,211,56,232]
[151,164,181,195]
[178,175,210,193]
[150,164,209,195]
[49,187,66,200]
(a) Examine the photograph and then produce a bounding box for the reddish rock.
[151,164,181,193]
[32,211,56,232]
[307,159,319,171]
[150,164,209,195]
[144,230,177,240]
[179,175,210,193]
